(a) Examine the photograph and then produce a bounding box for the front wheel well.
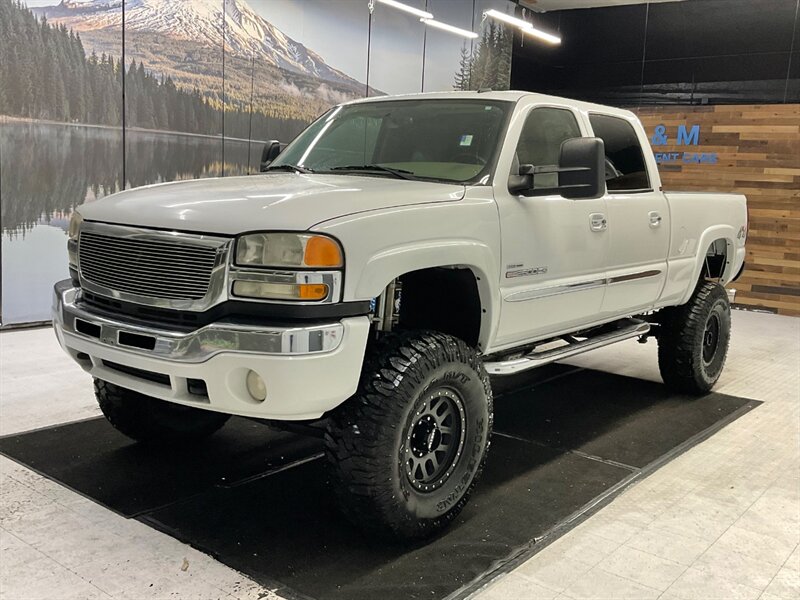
[392,267,482,348]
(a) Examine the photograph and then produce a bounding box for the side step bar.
[484,319,650,376]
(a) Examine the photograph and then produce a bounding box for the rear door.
[587,113,670,316]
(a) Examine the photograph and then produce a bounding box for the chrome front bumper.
[53,280,344,362]
[52,280,371,420]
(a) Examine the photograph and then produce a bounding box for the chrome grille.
[79,231,219,301]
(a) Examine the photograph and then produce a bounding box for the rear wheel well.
[701,238,729,282]
[395,267,482,348]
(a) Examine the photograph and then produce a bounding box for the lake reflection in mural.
[0,121,252,324]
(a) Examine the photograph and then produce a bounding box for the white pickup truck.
[54,91,747,540]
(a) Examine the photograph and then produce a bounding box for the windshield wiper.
[326,164,417,180]
[263,164,314,174]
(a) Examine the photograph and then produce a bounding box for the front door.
[493,104,609,350]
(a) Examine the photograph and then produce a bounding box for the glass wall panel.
[246,0,370,167]
[123,0,224,188]
[0,0,123,324]
[422,0,477,92]
[367,0,427,95]
[470,0,515,91]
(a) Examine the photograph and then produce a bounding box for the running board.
[484,319,651,376]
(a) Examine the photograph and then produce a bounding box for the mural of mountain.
[33,0,366,92]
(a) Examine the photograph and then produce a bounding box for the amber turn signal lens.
[304,236,343,268]
[298,283,329,300]
[232,281,329,301]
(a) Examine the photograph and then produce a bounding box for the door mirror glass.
[557,137,605,199]
[260,141,283,172]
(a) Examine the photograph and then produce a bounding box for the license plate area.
[118,330,157,351]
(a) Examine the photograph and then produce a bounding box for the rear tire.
[657,282,731,394]
[325,331,492,541]
[94,379,230,444]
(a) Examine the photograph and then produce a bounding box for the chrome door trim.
[504,269,662,303]
[607,269,662,285]
[504,278,606,303]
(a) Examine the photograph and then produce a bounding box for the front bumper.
[52,280,370,420]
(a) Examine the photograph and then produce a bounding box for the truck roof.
[344,90,637,120]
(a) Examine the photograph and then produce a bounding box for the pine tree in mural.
[0,0,304,140]
[453,44,472,91]
[454,20,513,92]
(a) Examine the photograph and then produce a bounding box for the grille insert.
[79,231,219,301]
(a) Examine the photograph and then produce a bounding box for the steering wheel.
[451,151,487,165]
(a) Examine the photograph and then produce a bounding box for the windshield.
[270,99,512,183]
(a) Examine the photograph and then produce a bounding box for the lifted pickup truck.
[54,91,747,540]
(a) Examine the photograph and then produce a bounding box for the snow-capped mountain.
[34,0,364,90]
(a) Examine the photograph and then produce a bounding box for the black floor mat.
[0,366,758,600]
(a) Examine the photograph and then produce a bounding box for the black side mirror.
[508,163,535,194]
[557,137,605,200]
[259,141,283,172]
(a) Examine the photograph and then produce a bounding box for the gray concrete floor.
[1,309,798,599]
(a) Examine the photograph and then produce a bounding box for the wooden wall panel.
[635,104,800,317]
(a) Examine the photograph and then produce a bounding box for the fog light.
[246,370,267,402]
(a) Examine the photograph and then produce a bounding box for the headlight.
[68,212,83,240]
[235,233,343,268]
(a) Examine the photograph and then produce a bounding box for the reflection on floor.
[0,309,798,600]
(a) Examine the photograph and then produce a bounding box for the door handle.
[649,211,663,228]
[590,213,607,232]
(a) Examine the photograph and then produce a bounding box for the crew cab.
[53,91,747,540]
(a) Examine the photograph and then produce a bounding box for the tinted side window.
[588,114,650,191]
[514,108,581,189]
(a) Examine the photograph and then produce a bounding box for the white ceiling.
[519,0,683,12]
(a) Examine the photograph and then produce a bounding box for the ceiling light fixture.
[420,18,478,39]
[483,8,561,45]
[377,0,433,20]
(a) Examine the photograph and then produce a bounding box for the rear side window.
[588,114,650,192]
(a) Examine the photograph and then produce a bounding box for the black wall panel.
[511,0,800,106]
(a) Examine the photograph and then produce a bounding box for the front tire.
[657,281,731,394]
[95,379,230,444]
[325,331,493,541]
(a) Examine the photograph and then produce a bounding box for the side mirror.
[557,137,605,200]
[259,141,283,172]
[508,163,535,194]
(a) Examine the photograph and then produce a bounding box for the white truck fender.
[357,241,499,350]
[679,224,740,305]
[312,193,503,350]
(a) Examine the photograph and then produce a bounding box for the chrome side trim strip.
[607,269,662,285]
[505,278,606,303]
[504,270,662,303]
[53,281,344,362]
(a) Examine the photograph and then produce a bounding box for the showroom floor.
[1,309,798,600]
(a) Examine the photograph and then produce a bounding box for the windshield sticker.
[459,134,474,146]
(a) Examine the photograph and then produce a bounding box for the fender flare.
[679,225,738,305]
[355,240,500,349]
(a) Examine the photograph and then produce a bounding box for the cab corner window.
[588,114,650,192]
[514,107,581,190]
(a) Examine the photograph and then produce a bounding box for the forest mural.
[0,0,515,324]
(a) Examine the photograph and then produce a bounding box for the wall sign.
[650,124,718,165]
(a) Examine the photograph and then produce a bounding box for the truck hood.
[78,173,466,235]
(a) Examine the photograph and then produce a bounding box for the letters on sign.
[650,124,718,166]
